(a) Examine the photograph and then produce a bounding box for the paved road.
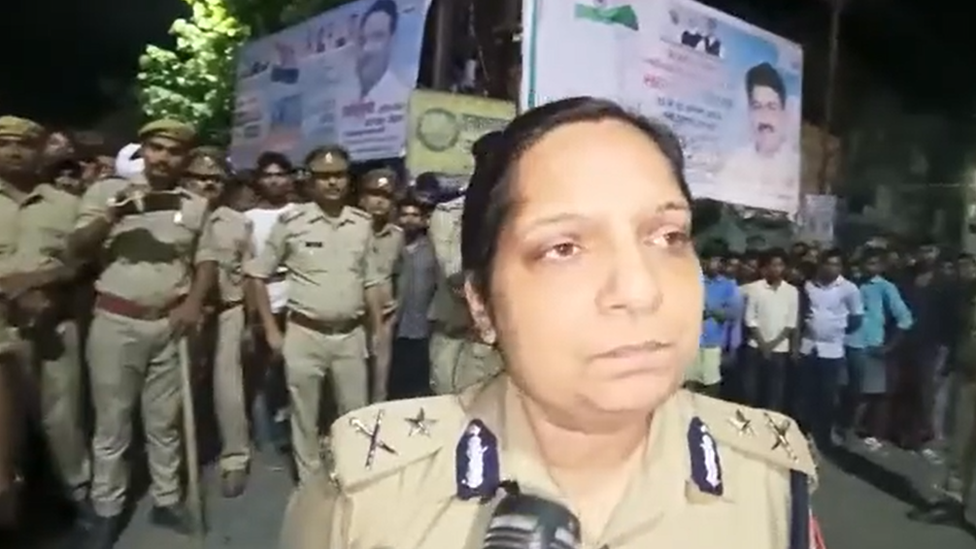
[13,438,976,548]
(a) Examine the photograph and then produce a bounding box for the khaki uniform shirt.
[281,376,817,549]
[371,222,404,283]
[426,197,470,331]
[208,206,252,304]
[74,177,218,307]
[0,181,79,349]
[244,204,382,322]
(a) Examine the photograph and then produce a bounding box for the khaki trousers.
[32,320,90,501]
[214,306,249,472]
[428,331,502,395]
[283,322,368,484]
[87,310,182,517]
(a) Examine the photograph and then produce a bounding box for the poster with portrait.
[230,0,432,167]
[521,0,804,216]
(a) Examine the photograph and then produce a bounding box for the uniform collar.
[0,178,46,206]
[307,204,356,226]
[429,377,714,541]
[374,221,396,237]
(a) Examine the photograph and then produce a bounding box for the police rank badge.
[456,420,499,501]
[688,417,723,496]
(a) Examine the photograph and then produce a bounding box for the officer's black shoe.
[149,504,195,536]
[72,513,118,549]
[907,499,965,524]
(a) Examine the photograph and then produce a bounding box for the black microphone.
[480,490,582,549]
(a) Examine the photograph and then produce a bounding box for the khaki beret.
[138,119,196,144]
[360,168,398,196]
[0,115,45,140]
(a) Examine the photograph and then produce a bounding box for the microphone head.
[482,492,581,549]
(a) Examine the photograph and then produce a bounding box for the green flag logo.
[574,2,640,31]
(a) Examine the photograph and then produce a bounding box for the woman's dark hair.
[461,96,692,299]
[255,151,293,174]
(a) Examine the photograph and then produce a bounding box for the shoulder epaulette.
[691,393,817,484]
[347,206,371,220]
[328,395,467,493]
[37,183,77,202]
[279,206,307,224]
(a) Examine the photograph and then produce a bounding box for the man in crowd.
[0,116,90,531]
[686,247,738,397]
[842,248,913,451]
[798,248,863,450]
[245,145,385,484]
[741,248,798,413]
[388,191,437,399]
[244,151,295,452]
[68,119,216,548]
[358,168,403,402]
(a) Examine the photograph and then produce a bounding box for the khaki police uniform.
[427,197,501,394]
[369,220,403,400]
[76,119,218,518]
[0,116,90,502]
[281,376,818,549]
[209,205,252,473]
[244,203,383,482]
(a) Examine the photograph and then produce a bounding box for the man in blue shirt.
[843,248,913,450]
[685,248,738,397]
[799,248,863,449]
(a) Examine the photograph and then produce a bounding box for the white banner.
[230,0,432,166]
[521,0,803,216]
[798,194,837,245]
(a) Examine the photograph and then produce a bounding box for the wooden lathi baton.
[178,337,206,543]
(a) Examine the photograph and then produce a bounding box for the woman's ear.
[463,274,497,345]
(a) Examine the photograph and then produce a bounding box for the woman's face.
[477,119,702,427]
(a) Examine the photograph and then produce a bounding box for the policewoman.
[281,97,819,549]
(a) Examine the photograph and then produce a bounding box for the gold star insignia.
[405,408,437,437]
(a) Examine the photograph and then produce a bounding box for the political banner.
[230,0,432,167]
[406,90,516,177]
[521,0,803,215]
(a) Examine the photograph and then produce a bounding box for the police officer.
[245,145,385,484]
[0,116,91,523]
[358,167,404,402]
[69,119,217,548]
[426,139,502,395]
[182,148,253,497]
[280,98,818,549]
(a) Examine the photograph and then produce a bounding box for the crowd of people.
[0,99,974,549]
[692,239,976,526]
[0,114,501,549]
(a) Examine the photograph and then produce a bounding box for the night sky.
[1,0,974,131]
[0,0,186,126]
